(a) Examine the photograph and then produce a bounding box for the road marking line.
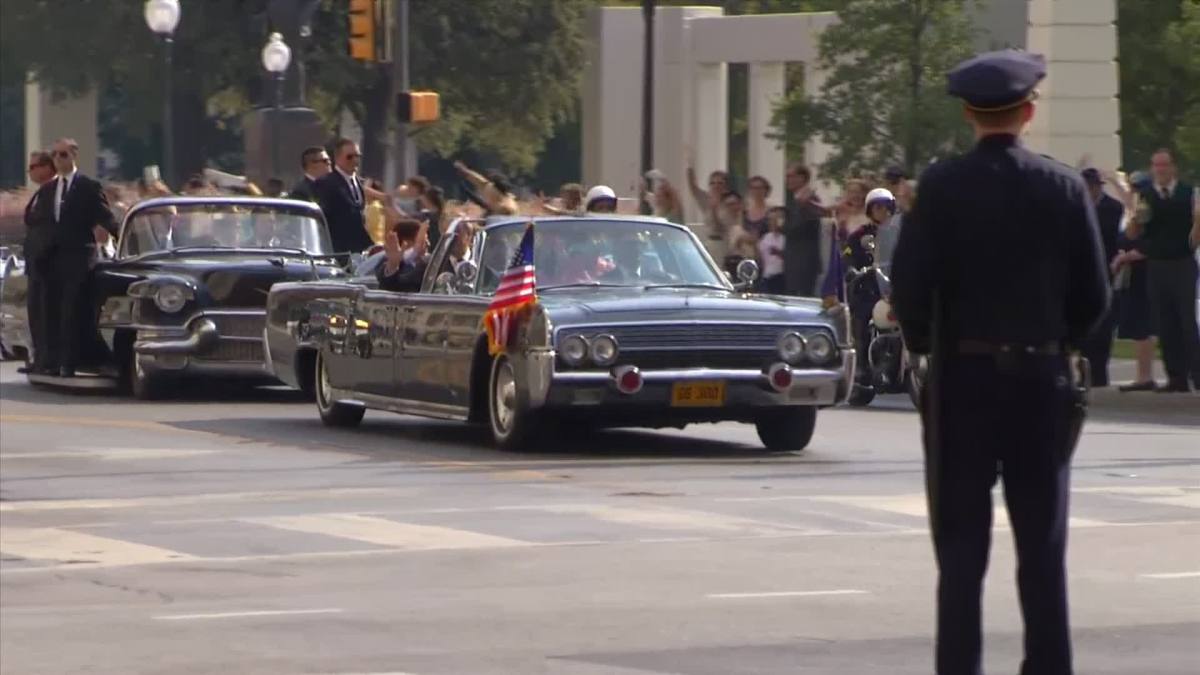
[707,590,869,599]
[1,448,221,461]
[1139,571,1200,579]
[244,514,528,550]
[0,527,194,567]
[153,608,343,621]
[0,487,412,513]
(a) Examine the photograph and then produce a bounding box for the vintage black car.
[0,196,346,397]
[265,216,853,451]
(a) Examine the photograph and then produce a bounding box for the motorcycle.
[844,235,919,408]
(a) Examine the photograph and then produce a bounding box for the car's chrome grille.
[556,323,828,350]
[195,340,264,362]
[203,313,266,339]
[614,350,777,370]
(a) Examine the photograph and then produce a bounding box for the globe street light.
[144,0,180,188]
[262,33,292,181]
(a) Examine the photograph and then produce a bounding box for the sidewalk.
[1092,359,1199,426]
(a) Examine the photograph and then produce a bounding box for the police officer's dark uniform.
[891,51,1109,675]
[843,221,881,388]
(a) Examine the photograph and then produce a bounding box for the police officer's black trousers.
[1147,257,1200,388]
[24,257,52,370]
[923,355,1075,675]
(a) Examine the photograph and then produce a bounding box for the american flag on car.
[484,223,537,355]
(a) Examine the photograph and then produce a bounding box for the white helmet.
[585,185,618,211]
[865,187,896,214]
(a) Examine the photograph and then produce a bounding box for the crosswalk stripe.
[544,504,824,535]
[244,514,528,551]
[1,448,221,461]
[0,527,194,567]
[0,487,411,513]
[808,494,1111,528]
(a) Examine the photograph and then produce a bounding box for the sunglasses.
[310,156,332,165]
[28,163,51,170]
[344,153,361,160]
[53,150,72,159]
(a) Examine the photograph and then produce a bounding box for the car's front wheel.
[755,406,817,452]
[315,352,364,427]
[488,354,547,451]
[129,353,165,400]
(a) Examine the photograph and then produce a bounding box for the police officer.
[891,51,1109,675]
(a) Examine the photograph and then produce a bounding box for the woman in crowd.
[818,178,872,307]
[744,175,773,236]
[757,206,788,293]
[453,160,519,216]
[640,172,685,223]
[420,185,447,248]
[723,191,758,275]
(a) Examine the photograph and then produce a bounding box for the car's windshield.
[121,204,332,257]
[476,219,727,295]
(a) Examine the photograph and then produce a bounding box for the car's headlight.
[777,332,806,365]
[805,332,836,365]
[591,335,619,367]
[560,334,589,366]
[154,284,192,313]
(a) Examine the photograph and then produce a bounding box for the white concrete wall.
[1024,0,1121,169]
[581,7,646,197]
[24,77,98,184]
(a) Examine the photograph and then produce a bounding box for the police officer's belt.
[957,340,1061,356]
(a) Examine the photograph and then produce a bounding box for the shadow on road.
[0,378,309,406]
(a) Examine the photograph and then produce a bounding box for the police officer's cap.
[947,50,1046,112]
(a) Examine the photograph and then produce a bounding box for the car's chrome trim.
[325,387,470,421]
[135,319,219,355]
[552,367,843,386]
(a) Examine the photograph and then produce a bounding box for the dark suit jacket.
[34,173,118,252]
[23,186,55,263]
[289,176,318,203]
[376,257,428,293]
[315,171,373,254]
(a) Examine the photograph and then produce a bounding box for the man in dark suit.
[1080,167,1124,386]
[19,151,58,374]
[35,138,118,377]
[315,138,375,255]
[376,220,430,292]
[289,145,331,202]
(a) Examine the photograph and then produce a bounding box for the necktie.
[350,175,362,205]
[55,177,66,221]
[1161,186,1170,200]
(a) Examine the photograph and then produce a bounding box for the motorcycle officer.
[844,187,897,400]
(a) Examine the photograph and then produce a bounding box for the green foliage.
[1118,0,1200,178]
[1,0,589,181]
[770,0,978,180]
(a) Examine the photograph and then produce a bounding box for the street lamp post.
[261,33,292,183]
[144,0,181,188]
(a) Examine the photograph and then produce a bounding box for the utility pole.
[392,0,415,185]
[641,0,656,213]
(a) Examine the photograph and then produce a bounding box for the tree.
[1,0,590,183]
[769,0,978,180]
[1117,0,1200,177]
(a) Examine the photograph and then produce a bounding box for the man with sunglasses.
[290,146,331,202]
[17,152,57,374]
[28,138,117,377]
[315,138,376,256]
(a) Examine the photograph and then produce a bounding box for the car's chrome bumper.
[132,318,272,380]
[521,348,853,413]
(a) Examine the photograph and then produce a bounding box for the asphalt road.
[0,362,1197,675]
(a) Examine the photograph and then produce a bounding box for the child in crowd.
[758,206,787,293]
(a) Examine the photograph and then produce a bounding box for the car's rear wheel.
[489,354,549,451]
[315,352,364,427]
[755,406,817,452]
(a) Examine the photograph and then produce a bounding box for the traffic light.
[397,91,440,124]
[349,0,376,62]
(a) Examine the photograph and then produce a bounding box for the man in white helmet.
[843,187,898,397]
[584,185,618,213]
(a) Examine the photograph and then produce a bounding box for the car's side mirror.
[434,271,456,294]
[734,258,759,289]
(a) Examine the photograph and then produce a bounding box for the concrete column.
[581,8,644,195]
[1024,0,1120,169]
[747,61,785,200]
[24,75,98,183]
[687,62,728,229]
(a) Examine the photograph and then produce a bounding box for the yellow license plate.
[671,381,726,407]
